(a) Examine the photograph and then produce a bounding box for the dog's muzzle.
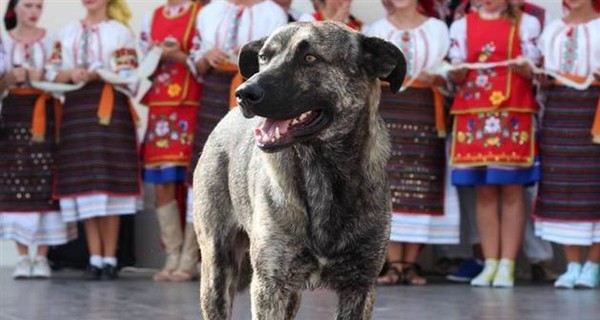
[236,83,263,118]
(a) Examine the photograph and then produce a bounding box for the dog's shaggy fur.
[193,21,406,320]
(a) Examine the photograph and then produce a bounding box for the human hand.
[203,48,229,68]
[5,67,27,85]
[534,73,552,88]
[160,37,183,61]
[27,69,44,82]
[70,68,91,83]
[512,61,532,79]
[448,68,468,85]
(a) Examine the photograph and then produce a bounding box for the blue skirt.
[143,165,187,184]
[451,157,540,186]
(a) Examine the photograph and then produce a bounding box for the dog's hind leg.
[335,286,375,320]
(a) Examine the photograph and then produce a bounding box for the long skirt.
[0,92,75,245]
[186,69,236,185]
[380,87,459,244]
[534,85,600,245]
[55,82,140,222]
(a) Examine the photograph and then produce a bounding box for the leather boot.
[170,223,200,282]
[153,201,183,281]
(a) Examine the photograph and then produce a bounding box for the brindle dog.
[193,21,406,320]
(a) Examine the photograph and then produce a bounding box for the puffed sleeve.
[519,13,542,64]
[0,35,5,76]
[111,28,139,78]
[432,20,451,65]
[110,26,139,95]
[139,12,153,56]
[186,26,203,80]
[448,18,467,64]
[191,9,211,64]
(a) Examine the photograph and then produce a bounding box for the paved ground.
[1,268,599,320]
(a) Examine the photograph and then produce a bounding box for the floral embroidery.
[147,112,193,148]
[484,116,501,134]
[167,83,182,97]
[489,91,505,106]
[456,112,530,148]
[562,27,578,74]
[149,59,183,96]
[49,41,62,64]
[113,48,139,71]
[475,75,489,88]
[397,31,413,76]
[490,91,506,107]
[478,41,496,62]
[461,68,495,101]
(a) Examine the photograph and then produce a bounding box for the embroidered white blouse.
[538,17,600,77]
[1,30,54,98]
[363,17,450,79]
[288,8,315,22]
[192,0,287,65]
[45,19,138,94]
[0,36,5,75]
[449,12,542,64]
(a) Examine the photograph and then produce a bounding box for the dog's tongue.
[254,118,292,145]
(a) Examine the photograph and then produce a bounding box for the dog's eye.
[304,54,318,63]
[258,53,268,64]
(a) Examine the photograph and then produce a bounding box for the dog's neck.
[262,84,389,252]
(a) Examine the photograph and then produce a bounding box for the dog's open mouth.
[253,109,329,150]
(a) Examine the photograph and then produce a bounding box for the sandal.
[399,262,427,286]
[376,261,404,286]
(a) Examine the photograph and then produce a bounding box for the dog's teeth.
[291,119,299,126]
[299,113,307,121]
[275,127,281,140]
[271,137,276,143]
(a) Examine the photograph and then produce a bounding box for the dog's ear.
[360,36,407,93]
[238,37,267,79]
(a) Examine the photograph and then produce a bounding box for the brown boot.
[170,223,200,282]
[153,201,183,281]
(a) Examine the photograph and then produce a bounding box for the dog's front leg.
[335,286,375,320]
[248,233,311,320]
[250,277,302,320]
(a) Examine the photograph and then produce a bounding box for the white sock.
[17,255,30,263]
[90,255,103,268]
[34,255,48,262]
[102,256,117,267]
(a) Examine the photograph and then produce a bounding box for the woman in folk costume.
[448,0,541,287]
[139,0,203,282]
[535,0,600,289]
[311,0,363,30]
[273,0,316,23]
[185,0,287,222]
[365,0,456,286]
[0,0,76,280]
[45,0,140,280]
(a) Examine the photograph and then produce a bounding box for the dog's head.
[235,21,406,152]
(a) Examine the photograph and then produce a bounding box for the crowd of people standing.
[0,0,599,292]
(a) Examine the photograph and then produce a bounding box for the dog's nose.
[236,84,264,105]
